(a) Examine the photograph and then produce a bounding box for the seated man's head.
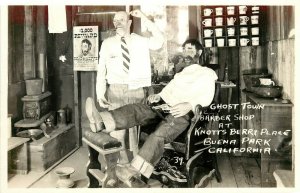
[113,11,132,37]
[182,39,204,66]
[81,39,92,56]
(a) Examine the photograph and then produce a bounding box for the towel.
[48,5,67,33]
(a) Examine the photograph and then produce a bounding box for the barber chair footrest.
[83,131,123,188]
[84,130,122,150]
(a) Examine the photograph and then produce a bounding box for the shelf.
[202,25,261,28]
[14,112,51,128]
[200,5,264,48]
[202,5,263,17]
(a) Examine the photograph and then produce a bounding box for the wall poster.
[73,26,98,71]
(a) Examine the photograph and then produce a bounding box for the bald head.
[114,11,129,21]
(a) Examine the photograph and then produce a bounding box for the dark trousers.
[108,103,191,165]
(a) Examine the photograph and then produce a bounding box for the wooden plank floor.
[209,154,261,188]
[229,156,261,187]
[210,153,237,187]
[9,147,262,188]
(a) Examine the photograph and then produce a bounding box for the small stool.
[82,130,122,188]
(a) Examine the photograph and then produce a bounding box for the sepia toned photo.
[0,2,298,192]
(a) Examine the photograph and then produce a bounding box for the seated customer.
[86,39,218,187]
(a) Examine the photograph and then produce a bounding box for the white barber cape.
[159,64,218,111]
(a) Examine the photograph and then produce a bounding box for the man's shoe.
[116,165,149,188]
[155,157,187,181]
[85,97,105,132]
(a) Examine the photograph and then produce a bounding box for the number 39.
[174,157,184,165]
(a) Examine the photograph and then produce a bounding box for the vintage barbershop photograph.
[0,4,296,190]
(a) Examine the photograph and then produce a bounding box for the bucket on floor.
[25,78,43,95]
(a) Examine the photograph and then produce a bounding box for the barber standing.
[96,9,164,164]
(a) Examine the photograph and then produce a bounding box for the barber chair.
[150,106,222,187]
[82,83,222,188]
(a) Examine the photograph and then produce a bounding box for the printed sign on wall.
[73,26,98,71]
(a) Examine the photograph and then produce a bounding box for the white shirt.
[159,64,218,111]
[96,33,163,100]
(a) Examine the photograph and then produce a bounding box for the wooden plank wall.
[7,6,25,128]
[188,6,198,39]
[8,6,31,134]
[266,40,294,101]
[265,6,295,102]
[266,6,295,41]
[8,6,24,84]
[265,6,295,170]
